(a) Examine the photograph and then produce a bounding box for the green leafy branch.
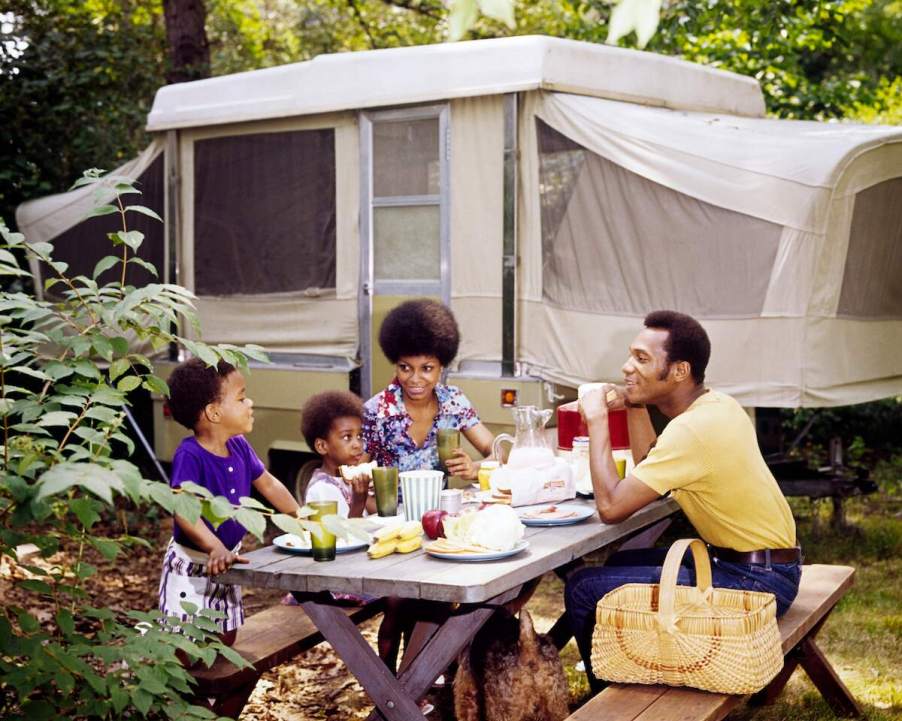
[0,167,333,721]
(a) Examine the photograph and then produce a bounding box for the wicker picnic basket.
[590,538,783,694]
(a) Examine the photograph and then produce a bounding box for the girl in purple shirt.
[158,358,300,645]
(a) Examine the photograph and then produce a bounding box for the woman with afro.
[363,299,494,481]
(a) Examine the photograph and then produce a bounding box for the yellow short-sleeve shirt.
[632,390,796,552]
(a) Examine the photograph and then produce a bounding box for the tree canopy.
[2,0,900,227]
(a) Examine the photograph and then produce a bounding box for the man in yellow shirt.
[564,310,801,692]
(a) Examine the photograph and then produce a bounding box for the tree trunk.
[162,0,210,84]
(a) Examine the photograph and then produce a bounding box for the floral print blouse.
[363,381,480,472]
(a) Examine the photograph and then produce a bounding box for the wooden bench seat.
[566,564,861,721]
[189,600,384,717]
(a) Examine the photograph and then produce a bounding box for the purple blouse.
[363,381,480,472]
[169,435,265,550]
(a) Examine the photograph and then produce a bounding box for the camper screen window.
[536,120,782,318]
[193,129,336,296]
[837,177,902,319]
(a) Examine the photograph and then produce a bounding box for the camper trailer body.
[18,36,902,484]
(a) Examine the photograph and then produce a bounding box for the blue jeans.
[564,547,801,690]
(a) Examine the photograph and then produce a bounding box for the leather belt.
[709,545,801,565]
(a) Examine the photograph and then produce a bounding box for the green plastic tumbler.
[372,466,399,517]
[438,428,467,488]
[307,500,338,562]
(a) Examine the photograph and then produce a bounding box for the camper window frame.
[363,104,450,296]
[358,104,451,399]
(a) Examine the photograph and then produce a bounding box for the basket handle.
[656,538,713,633]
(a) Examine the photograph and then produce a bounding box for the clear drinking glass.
[307,500,338,562]
[372,466,399,517]
[477,461,500,492]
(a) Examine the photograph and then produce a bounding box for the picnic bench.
[220,496,678,720]
[187,600,384,717]
[565,563,861,721]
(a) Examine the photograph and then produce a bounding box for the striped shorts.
[158,538,244,634]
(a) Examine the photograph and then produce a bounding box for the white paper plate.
[272,533,368,555]
[516,503,596,527]
[424,540,529,562]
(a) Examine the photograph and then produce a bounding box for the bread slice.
[338,460,377,480]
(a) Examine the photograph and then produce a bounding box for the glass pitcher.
[492,405,556,469]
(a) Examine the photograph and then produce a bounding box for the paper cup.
[400,470,444,523]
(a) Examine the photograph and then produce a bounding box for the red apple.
[421,509,448,540]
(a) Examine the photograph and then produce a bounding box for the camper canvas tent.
[16,35,902,462]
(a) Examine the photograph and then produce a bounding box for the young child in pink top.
[301,391,375,517]
[299,391,415,675]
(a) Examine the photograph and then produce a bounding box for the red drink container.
[557,401,629,450]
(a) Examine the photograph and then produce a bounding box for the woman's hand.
[445,447,477,480]
[206,541,248,576]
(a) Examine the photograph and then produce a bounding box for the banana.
[369,521,421,558]
[398,521,423,541]
[367,539,398,559]
[396,536,422,554]
[373,524,403,542]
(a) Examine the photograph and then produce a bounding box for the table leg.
[399,587,524,694]
[398,602,451,675]
[364,585,524,721]
[798,636,862,717]
[301,602,425,721]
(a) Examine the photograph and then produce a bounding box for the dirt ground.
[1,514,581,721]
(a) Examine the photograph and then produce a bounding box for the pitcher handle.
[539,408,553,426]
[492,433,515,464]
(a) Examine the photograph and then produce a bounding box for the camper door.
[359,105,451,399]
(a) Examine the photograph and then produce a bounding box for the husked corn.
[367,539,398,558]
[395,536,422,554]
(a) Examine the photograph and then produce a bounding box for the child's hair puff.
[301,391,365,452]
[167,358,236,430]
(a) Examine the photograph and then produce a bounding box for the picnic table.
[221,496,677,721]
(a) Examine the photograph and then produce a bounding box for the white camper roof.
[146,35,765,132]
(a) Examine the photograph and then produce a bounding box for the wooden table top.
[221,497,678,603]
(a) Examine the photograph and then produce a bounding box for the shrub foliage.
[0,170,355,720]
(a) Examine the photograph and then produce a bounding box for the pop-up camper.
[17,35,902,479]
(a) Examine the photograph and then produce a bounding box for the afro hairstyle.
[300,390,365,453]
[644,309,711,385]
[378,298,460,367]
[167,357,236,430]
